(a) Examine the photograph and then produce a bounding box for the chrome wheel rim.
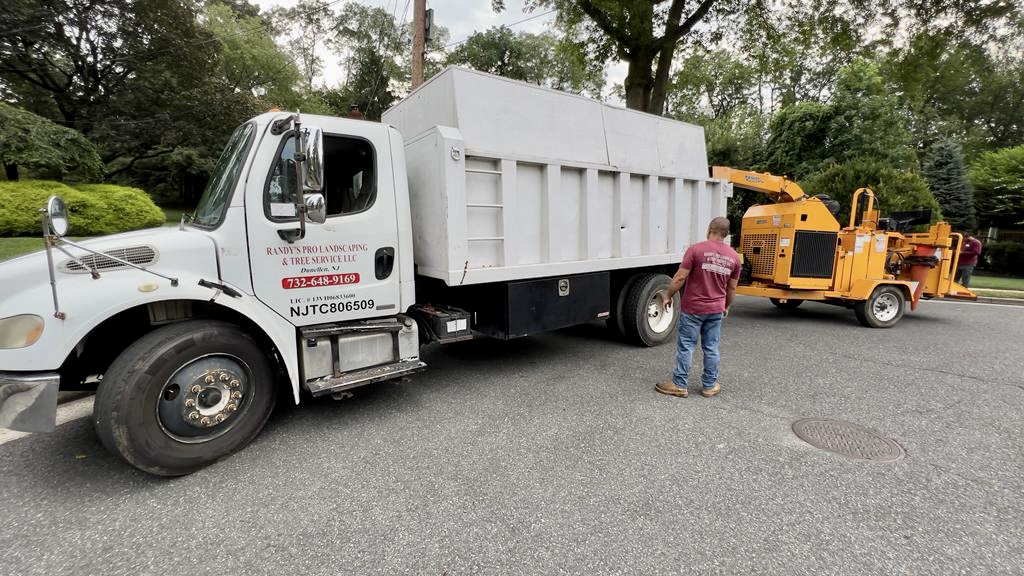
[872,293,900,323]
[647,290,674,333]
[156,354,253,444]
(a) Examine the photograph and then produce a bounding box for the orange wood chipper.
[713,167,977,328]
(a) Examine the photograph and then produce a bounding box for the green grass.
[970,275,1024,291]
[162,207,188,226]
[0,237,46,261]
[973,288,1024,299]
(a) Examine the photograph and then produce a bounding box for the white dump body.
[382,67,730,286]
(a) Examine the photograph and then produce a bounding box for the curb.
[974,296,1024,307]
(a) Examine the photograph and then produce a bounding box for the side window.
[265,132,376,221]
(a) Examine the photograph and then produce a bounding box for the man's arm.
[661,267,690,308]
[725,278,738,315]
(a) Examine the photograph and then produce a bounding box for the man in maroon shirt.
[656,217,740,398]
[956,234,983,287]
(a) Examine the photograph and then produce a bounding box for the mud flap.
[0,373,60,433]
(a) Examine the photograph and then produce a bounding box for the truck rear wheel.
[854,286,906,328]
[622,273,677,347]
[607,274,642,337]
[94,320,276,476]
[770,298,803,310]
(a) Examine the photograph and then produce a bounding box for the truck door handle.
[375,247,395,280]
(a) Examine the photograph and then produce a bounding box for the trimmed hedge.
[984,241,1024,276]
[0,180,165,237]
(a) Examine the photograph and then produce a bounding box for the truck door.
[246,119,401,326]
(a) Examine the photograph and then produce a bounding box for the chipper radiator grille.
[741,233,778,278]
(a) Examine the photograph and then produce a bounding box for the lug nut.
[205,375,215,384]
[191,384,202,394]
[215,414,226,423]
[226,403,237,412]
[200,416,211,426]
[187,411,200,420]
[229,380,240,388]
[184,399,196,408]
[230,391,241,399]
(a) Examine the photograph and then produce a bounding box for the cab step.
[306,360,427,397]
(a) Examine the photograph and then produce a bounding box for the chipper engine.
[713,167,976,328]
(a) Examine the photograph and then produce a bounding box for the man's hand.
[661,294,672,310]
[723,307,730,318]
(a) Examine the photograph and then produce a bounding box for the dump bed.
[382,67,729,286]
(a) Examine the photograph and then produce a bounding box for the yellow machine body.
[712,167,976,324]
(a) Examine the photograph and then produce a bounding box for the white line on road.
[0,396,94,446]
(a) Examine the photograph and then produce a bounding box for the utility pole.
[411,0,426,89]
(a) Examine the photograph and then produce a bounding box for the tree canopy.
[0,103,103,181]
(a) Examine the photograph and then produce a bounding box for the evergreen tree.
[922,139,977,231]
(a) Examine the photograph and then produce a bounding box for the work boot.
[700,382,721,397]
[655,381,688,398]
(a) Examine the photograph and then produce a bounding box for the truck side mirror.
[303,126,324,193]
[45,195,69,237]
[304,193,326,224]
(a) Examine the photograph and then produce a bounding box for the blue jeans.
[672,312,724,389]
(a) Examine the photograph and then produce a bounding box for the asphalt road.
[1,296,1022,575]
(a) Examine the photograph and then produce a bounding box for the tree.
[921,139,976,231]
[204,3,303,106]
[970,145,1024,227]
[498,0,745,114]
[762,60,916,180]
[0,0,216,132]
[270,0,335,91]
[0,103,103,181]
[446,26,603,95]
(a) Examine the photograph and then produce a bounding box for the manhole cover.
[792,418,905,463]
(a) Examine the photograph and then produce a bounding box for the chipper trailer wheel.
[94,320,277,476]
[770,298,804,310]
[854,285,906,329]
[623,273,677,347]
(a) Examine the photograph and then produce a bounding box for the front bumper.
[0,372,60,433]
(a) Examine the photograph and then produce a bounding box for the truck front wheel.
[94,320,277,476]
[623,273,677,347]
[854,286,906,328]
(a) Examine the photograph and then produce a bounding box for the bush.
[970,144,1024,228]
[801,158,943,226]
[0,180,165,237]
[983,241,1024,275]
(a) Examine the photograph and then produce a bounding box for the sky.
[253,0,628,103]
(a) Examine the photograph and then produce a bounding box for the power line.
[443,9,556,49]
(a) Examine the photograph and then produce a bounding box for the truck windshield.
[192,122,256,228]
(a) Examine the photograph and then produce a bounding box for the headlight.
[0,315,45,349]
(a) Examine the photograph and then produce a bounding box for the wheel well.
[59,300,289,390]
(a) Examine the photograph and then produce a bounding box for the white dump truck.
[0,68,729,475]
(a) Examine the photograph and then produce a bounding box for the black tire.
[94,320,277,476]
[770,298,804,310]
[622,273,677,347]
[607,274,643,337]
[853,285,906,328]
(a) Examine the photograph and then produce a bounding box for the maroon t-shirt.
[680,240,741,314]
[959,237,982,267]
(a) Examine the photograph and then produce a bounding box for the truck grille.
[741,233,777,278]
[59,245,158,273]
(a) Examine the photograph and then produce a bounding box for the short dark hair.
[709,217,730,237]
